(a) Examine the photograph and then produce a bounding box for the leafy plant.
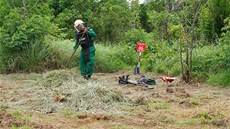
[208,70,230,87]
[94,43,135,72]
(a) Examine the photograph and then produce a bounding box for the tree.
[95,0,132,42]
[0,0,58,72]
[199,0,230,44]
[178,0,201,83]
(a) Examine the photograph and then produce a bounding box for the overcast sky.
[139,0,145,4]
[127,0,146,4]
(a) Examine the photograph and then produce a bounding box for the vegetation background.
[0,0,229,86]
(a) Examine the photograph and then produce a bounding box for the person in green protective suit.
[73,19,96,80]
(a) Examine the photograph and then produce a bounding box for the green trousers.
[79,51,95,76]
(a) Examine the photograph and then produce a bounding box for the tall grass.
[141,41,229,87]
[0,38,228,87]
[207,70,230,87]
[48,40,136,73]
[0,39,78,73]
[142,41,181,76]
[18,41,50,72]
[94,43,135,72]
[47,40,136,73]
[192,45,230,86]
[48,39,79,68]
[0,42,48,73]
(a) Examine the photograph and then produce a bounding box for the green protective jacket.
[74,28,96,76]
[73,28,96,52]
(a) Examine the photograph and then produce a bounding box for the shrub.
[0,7,59,73]
[94,43,135,72]
[208,70,230,87]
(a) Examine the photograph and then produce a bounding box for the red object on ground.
[136,42,146,52]
[161,76,176,83]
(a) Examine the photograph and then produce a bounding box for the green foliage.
[95,43,135,72]
[168,24,181,38]
[208,0,230,36]
[0,0,229,87]
[17,41,51,72]
[182,118,198,126]
[48,40,79,68]
[0,0,60,73]
[0,1,10,26]
[199,0,230,43]
[123,29,148,43]
[220,17,230,44]
[54,8,77,38]
[218,17,230,72]
[50,0,135,41]
[191,42,229,86]
[197,111,226,126]
[147,9,180,43]
[147,0,165,13]
[99,0,132,42]
[142,41,180,76]
[199,8,215,43]
[208,70,230,87]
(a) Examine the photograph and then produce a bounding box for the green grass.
[10,110,32,127]
[50,40,136,73]
[196,111,227,126]
[207,70,230,87]
[18,41,52,72]
[148,101,171,110]
[0,38,228,87]
[11,125,33,129]
[94,43,135,72]
[48,39,79,68]
[182,118,199,126]
[189,98,200,105]
[61,110,79,118]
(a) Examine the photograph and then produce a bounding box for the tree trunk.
[189,2,201,82]
[178,0,185,80]
[179,37,185,80]
[185,0,190,83]
[185,34,189,83]
[189,44,193,81]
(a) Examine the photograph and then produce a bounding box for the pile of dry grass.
[5,69,130,115]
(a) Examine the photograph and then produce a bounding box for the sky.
[139,0,145,4]
[127,0,146,4]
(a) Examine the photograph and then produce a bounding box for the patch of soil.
[178,99,195,108]
[0,111,59,129]
[0,112,30,128]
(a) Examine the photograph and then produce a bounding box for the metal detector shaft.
[66,33,84,66]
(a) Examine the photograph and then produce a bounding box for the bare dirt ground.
[0,70,230,129]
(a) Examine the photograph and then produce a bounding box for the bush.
[94,43,136,72]
[17,41,51,72]
[142,40,180,76]
[122,29,148,44]
[208,70,230,87]
[192,44,230,81]
[48,39,79,68]
[0,7,59,73]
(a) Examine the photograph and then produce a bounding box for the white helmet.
[74,19,84,28]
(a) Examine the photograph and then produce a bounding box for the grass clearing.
[0,70,230,128]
